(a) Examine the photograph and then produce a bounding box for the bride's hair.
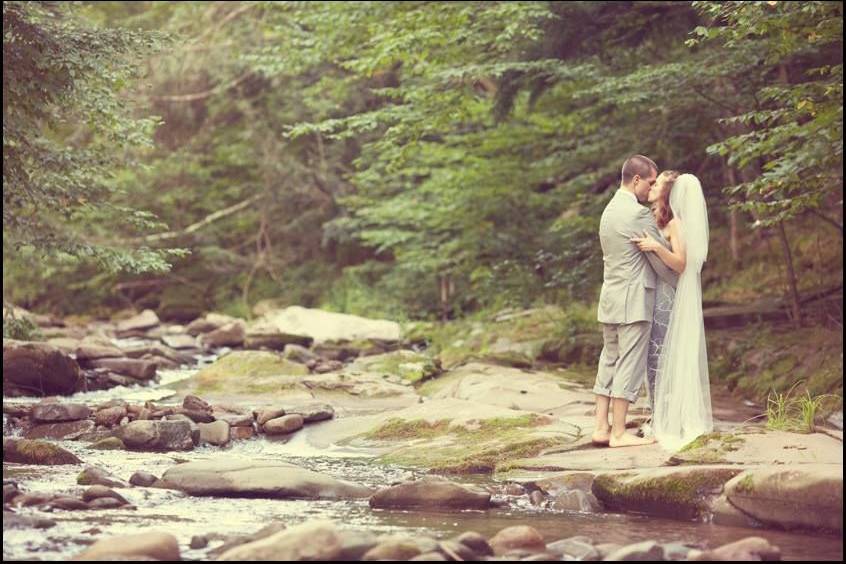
[653,170,680,229]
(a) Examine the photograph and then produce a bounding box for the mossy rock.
[669,432,747,465]
[350,350,442,384]
[359,413,577,474]
[591,467,743,520]
[3,438,82,465]
[192,350,310,395]
[89,437,126,450]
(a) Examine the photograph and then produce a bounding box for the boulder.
[687,537,781,561]
[73,532,179,561]
[605,541,664,561]
[75,344,124,361]
[116,310,160,334]
[263,414,304,435]
[31,402,91,422]
[161,334,197,350]
[129,471,159,487]
[77,466,128,488]
[118,420,194,451]
[369,478,491,510]
[159,460,373,499]
[255,407,287,427]
[89,437,126,451]
[201,320,246,348]
[216,520,341,561]
[252,306,401,345]
[488,526,546,556]
[455,531,493,557]
[95,406,127,427]
[25,419,95,440]
[3,438,82,465]
[87,358,157,381]
[186,313,237,336]
[198,420,231,446]
[724,464,843,531]
[3,340,81,396]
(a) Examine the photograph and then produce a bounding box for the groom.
[592,155,678,448]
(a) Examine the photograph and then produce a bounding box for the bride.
[630,173,713,451]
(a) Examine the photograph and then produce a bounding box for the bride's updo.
[653,170,680,229]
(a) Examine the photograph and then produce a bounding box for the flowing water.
[3,357,842,561]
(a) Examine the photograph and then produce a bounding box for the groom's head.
[621,155,658,203]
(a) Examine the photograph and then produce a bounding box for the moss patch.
[592,468,743,520]
[670,432,747,465]
[192,350,309,395]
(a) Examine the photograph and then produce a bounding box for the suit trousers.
[593,321,650,403]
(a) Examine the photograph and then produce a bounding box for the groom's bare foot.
[609,431,656,448]
[591,426,611,446]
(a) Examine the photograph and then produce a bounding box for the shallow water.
[3,356,843,561]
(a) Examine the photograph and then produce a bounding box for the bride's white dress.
[652,173,713,451]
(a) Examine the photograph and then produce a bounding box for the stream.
[3,347,843,561]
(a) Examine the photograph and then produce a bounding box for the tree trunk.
[723,164,741,265]
[776,221,802,327]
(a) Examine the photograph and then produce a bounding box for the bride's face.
[648,174,668,204]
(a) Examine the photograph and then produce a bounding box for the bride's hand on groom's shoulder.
[630,231,661,252]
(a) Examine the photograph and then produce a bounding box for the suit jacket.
[597,189,679,324]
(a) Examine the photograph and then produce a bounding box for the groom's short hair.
[621,155,658,184]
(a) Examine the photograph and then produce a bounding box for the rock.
[255,407,287,427]
[313,343,359,362]
[161,334,197,350]
[263,414,304,435]
[73,531,180,561]
[3,340,81,396]
[183,394,212,414]
[437,540,477,561]
[201,320,246,348]
[370,477,491,510]
[709,494,762,528]
[87,497,129,510]
[2,510,56,530]
[75,344,124,361]
[129,471,159,487]
[283,343,318,364]
[88,358,157,381]
[96,406,128,427]
[190,535,209,549]
[723,464,843,531]
[827,410,843,430]
[660,542,696,560]
[198,420,231,446]
[362,539,422,561]
[591,466,743,520]
[77,466,128,488]
[25,419,95,440]
[314,360,344,373]
[208,523,287,559]
[47,496,90,511]
[546,537,599,560]
[488,526,546,556]
[595,543,623,559]
[214,412,254,427]
[88,437,126,450]
[118,420,194,451]
[81,486,129,505]
[411,553,447,561]
[687,537,781,561]
[216,520,342,561]
[245,330,313,351]
[165,414,201,445]
[253,306,401,344]
[4,483,20,503]
[529,490,546,506]
[455,531,493,557]
[116,310,160,334]
[604,541,664,561]
[31,402,91,422]
[550,490,602,513]
[186,313,237,336]
[122,343,194,365]
[336,530,379,560]
[174,407,216,424]
[159,460,373,499]
[3,438,82,465]
[230,426,256,440]
[287,404,334,423]
[11,492,53,507]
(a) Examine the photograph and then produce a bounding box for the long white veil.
[652,173,713,451]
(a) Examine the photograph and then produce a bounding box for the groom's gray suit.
[594,189,678,403]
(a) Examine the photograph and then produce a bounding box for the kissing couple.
[592,154,712,451]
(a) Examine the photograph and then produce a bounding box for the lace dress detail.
[646,232,675,414]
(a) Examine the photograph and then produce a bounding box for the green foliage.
[3,1,186,289]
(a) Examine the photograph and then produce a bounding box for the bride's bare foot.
[591,426,611,446]
[609,431,656,448]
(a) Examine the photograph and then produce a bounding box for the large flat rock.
[251,306,401,344]
[159,459,373,500]
[507,441,672,473]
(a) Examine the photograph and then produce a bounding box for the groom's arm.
[635,207,679,289]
